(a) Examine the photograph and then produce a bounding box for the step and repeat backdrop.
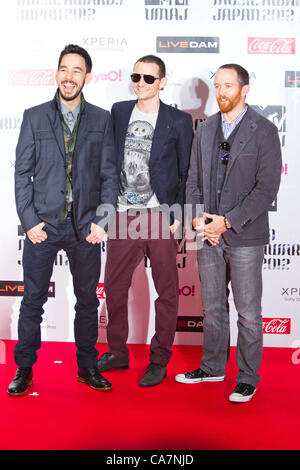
[0,0,299,350]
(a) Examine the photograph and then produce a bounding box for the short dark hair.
[218,63,249,87]
[134,54,166,78]
[58,44,92,73]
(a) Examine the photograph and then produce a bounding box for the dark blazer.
[15,96,118,240]
[186,105,282,246]
[111,99,194,219]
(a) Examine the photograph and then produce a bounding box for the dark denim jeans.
[14,220,101,368]
[198,240,264,387]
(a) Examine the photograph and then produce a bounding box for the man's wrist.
[223,216,231,230]
[192,217,200,229]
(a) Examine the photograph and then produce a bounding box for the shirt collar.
[55,89,85,116]
[221,104,248,140]
[221,104,248,128]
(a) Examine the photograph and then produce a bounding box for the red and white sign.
[8,69,55,86]
[248,38,296,55]
[96,283,106,300]
[263,318,291,334]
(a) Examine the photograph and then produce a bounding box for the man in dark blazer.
[8,44,118,396]
[175,64,282,402]
[97,55,194,387]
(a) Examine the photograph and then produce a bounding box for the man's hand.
[192,216,205,234]
[169,219,181,235]
[192,215,217,246]
[27,222,47,244]
[86,222,105,244]
[201,212,231,245]
[192,213,230,246]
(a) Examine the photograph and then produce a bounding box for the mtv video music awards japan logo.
[16,0,124,21]
[0,116,21,130]
[212,0,298,22]
[264,229,300,271]
[145,0,189,21]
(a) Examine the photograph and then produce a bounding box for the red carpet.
[0,340,299,450]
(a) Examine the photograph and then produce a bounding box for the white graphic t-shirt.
[117,106,160,211]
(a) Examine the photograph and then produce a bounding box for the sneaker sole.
[77,376,112,391]
[229,389,256,403]
[175,375,225,384]
[7,379,33,397]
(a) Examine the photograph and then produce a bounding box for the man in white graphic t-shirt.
[98,55,194,387]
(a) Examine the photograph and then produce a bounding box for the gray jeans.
[198,240,264,387]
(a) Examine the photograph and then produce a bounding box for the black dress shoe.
[139,363,166,387]
[97,352,129,372]
[77,367,112,391]
[7,367,33,396]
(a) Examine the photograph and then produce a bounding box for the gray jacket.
[186,105,282,246]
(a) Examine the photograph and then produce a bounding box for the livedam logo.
[156,36,220,53]
[0,281,55,297]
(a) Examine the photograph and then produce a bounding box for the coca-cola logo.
[263,318,291,334]
[8,70,55,86]
[96,282,106,300]
[248,38,295,55]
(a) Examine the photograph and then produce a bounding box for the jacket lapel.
[74,104,88,154]
[223,109,258,186]
[202,113,220,207]
[46,99,65,161]
[117,101,136,168]
[149,101,172,167]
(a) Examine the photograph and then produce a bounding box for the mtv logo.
[145,0,187,4]
[145,0,165,5]
[252,105,286,132]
